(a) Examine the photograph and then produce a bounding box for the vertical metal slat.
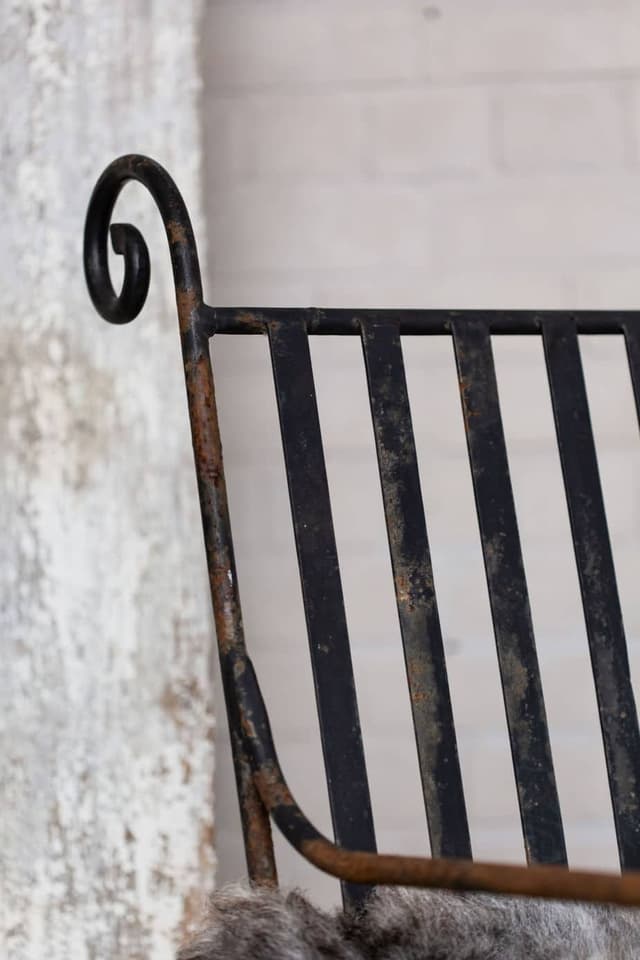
[452,317,567,865]
[361,319,471,859]
[543,316,640,869]
[268,318,376,906]
[623,320,640,434]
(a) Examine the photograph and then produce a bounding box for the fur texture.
[177,883,640,959]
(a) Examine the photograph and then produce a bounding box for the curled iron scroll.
[83,154,203,325]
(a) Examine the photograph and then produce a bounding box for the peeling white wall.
[1,3,215,958]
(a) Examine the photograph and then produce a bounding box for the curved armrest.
[234,651,640,907]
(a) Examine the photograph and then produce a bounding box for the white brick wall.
[496,82,629,172]
[202,0,640,906]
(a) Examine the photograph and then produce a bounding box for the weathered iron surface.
[451,317,566,867]
[84,154,276,888]
[85,154,640,910]
[268,318,376,907]
[543,317,640,869]
[623,319,640,438]
[202,306,640,336]
[361,319,471,860]
[234,643,640,906]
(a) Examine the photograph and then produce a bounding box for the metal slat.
[623,321,640,433]
[267,318,376,906]
[543,317,640,869]
[361,320,471,859]
[451,318,567,866]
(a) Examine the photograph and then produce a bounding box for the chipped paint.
[1,2,214,958]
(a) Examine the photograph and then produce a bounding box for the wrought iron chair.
[84,154,640,910]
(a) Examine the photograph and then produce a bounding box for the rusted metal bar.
[451,317,566,866]
[360,318,471,860]
[234,644,640,907]
[201,307,640,337]
[543,317,640,869]
[268,318,376,908]
[84,154,277,888]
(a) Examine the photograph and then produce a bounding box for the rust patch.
[235,310,266,334]
[176,286,200,332]
[239,754,278,887]
[254,762,296,810]
[166,219,190,245]
[240,711,257,741]
[300,837,640,907]
[457,376,480,431]
[394,572,412,608]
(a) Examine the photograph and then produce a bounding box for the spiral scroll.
[83,154,203,326]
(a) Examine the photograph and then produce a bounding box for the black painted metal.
[84,154,278,886]
[623,320,640,435]
[231,644,640,909]
[451,318,567,866]
[84,153,200,326]
[361,319,471,860]
[202,306,640,337]
[543,317,640,869]
[84,155,640,904]
[267,318,377,907]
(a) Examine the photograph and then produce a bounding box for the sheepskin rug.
[177,883,640,959]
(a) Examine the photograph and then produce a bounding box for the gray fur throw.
[178,883,640,959]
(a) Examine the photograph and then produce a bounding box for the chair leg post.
[235,741,278,888]
[181,319,279,889]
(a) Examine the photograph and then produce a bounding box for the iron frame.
[84,154,640,910]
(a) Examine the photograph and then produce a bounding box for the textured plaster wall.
[1,3,215,958]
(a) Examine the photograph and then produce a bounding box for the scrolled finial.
[83,154,203,326]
